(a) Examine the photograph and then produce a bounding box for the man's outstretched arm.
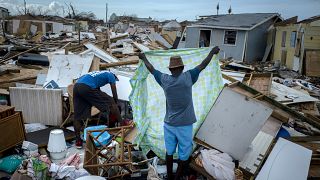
[196,46,220,71]
[139,53,155,74]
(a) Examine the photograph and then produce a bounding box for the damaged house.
[181,13,282,63]
[271,15,320,77]
[4,14,75,36]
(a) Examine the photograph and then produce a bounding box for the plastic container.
[47,129,67,160]
[84,125,111,147]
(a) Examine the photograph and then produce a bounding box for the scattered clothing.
[200,149,235,180]
[60,153,81,169]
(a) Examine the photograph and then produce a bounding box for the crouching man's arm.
[196,46,220,71]
[110,83,118,104]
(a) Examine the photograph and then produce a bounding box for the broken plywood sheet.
[256,138,312,180]
[271,81,319,105]
[247,73,272,96]
[44,54,93,89]
[240,131,274,175]
[196,87,273,160]
[306,50,320,77]
[132,42,150,52]
[83,43,118,63]
[10,87,63,126]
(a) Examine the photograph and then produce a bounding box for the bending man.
[73,71,122,148]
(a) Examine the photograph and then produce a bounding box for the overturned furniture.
[0,105,26,153]
[84,125,135,179]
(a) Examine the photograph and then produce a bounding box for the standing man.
[73,71,122,148]
[139,46,220,179]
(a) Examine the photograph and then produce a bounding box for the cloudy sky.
[0,0,319,21]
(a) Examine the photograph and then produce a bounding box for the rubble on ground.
[0,12,319,180]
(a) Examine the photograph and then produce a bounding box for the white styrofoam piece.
[256,138,312,180]
[240,131,274,174]
[196,87,273,160]
[100,73,132,101]
[44,54,94,88]
[271,81,319,104]
[84,43,118,63]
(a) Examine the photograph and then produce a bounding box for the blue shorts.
[164,123,193,161]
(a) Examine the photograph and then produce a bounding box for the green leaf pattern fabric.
[129,48,224,159]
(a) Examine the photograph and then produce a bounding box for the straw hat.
[168,56,184,68]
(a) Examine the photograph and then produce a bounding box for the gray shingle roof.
[194,13,279,30]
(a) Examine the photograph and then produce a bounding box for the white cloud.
[0,1,64,16]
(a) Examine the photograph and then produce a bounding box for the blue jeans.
[164,123,193,161]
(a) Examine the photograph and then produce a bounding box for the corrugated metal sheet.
[10,87,63,126]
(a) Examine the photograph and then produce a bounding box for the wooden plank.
[287,136,320,142]
[89,56,101,72]
[100,59,139,68]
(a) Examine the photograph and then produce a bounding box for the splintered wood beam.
[100,59,139,68]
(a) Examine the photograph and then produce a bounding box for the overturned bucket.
[47,129,67,160]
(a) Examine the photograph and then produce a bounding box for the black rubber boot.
[166,154,174,180]
[175,160,189,180]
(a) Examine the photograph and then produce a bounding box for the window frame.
[198,29,212,48]
[223,30,237,46]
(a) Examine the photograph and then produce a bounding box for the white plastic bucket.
[47,129,67,160]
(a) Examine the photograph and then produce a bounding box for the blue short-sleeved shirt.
[152,67,201,126]
[76,71,116,89]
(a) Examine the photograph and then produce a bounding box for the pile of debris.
[0,19,319,180]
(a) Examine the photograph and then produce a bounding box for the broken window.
[46,23,53,33]
[281,31,286,47]
[224,30,237,45]
[199,30,211,47]
[290,31,297,47]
